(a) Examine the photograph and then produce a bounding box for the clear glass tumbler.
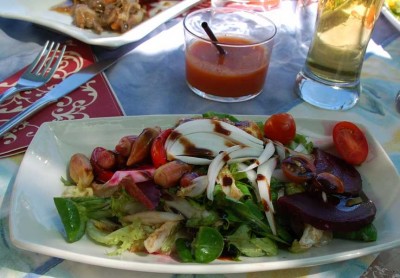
[211,0,280,11]
[295,0,385,110]
[183,8,277,102]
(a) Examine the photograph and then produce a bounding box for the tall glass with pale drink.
[295,0,385,110]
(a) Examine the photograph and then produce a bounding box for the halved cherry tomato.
[313,172,344,194]
[151,128,172,168]
[281,155,316,183]
[264,113,296,145]
[332,121,368,165]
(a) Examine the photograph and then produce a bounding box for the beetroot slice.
[313,148,362,196]
[277,192,376,232]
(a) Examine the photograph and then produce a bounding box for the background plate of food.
[0,0,200,47]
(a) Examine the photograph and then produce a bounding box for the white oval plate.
[382,5,400,32]
[0,0,200,47]
[9,115,400,274]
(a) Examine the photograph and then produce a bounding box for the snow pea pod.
[193,227,224,263]
[175,238,194,262]
[54,197,112,243]
[334,223,377,242]
[54,197,86,243]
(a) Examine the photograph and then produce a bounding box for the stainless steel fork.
[0,41,66,105]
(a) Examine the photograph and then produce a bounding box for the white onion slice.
[237,162,259,201]
[167,132,237,158]
[256,156,278,235]
[167,155,212,165]
[166,119,264,150]
[239,141,275,172]
[207,145,243,200]
[123,211,184,225]
[144,221,180,254]
[177,175,208,197]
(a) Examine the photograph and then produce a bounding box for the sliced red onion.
[105,168,155,187]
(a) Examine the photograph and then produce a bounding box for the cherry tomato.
[264,113,296,145]
[281,155,316,183]
[150,128,172,168]
[332,121,368,165]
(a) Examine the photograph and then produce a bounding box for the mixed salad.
[387,0,400,19]
[54,112,377,263]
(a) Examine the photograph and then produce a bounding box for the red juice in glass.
[183,8,276,102]
[186,36,269,98]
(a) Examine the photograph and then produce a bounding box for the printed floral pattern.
[0,40,124,157]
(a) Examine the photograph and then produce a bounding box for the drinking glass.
[211,0,280,11]
[295,0,385,110]
[183,8,277,102]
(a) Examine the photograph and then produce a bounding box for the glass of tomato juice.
[183,8,277,102]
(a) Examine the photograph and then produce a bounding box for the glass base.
[188,83,261,103]
[295,70,360,111]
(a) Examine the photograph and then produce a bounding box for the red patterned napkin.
[0,40,124,158]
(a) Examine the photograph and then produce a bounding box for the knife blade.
[0,58,117,138]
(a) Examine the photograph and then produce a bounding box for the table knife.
[0,58,117,137]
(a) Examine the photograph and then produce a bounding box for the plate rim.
[382,5,400,32]
[9,114,400,274]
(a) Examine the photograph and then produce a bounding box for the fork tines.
[29,41,66,77]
